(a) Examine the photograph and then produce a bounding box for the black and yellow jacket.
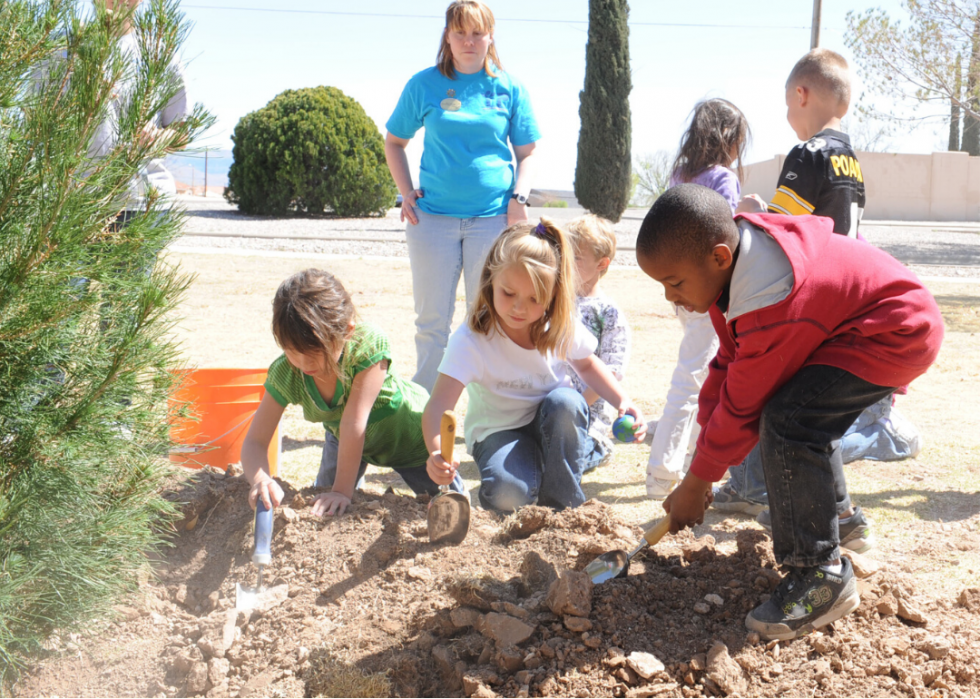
[768,129,865,238]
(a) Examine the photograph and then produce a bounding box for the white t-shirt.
[439,321,599,449]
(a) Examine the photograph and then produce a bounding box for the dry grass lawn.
[168,251,980,598]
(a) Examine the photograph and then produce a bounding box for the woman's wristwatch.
[511,192,529,206]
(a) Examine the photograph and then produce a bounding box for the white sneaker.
[878,405,922,458]
[646,474,678,499]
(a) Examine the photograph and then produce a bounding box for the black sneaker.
[745,557,860,641]
[838,506,874,554]
[756,506,875,554]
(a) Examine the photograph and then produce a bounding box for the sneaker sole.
[841,534,875,555]
[712,500,766,516]
[745,585,860,642]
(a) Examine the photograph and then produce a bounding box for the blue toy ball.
[612,415,637,443]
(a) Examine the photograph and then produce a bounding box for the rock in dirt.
[682,536,716,563]
[706,642,746,696]
[897,597,926,623]
[626,651,665,679]
[208,657,230,684]
[876,593,899,616]
[704,593,724,607]
[693,602,711,615]
[496,646,524,673]
[447,576,514,611]
[462,675,498,698]
[545,569,592,617]
[564,615,592,633]
[505,506,551,539]
[185,661,209,694]
[916,636,951,660]
[222,609,239,652]
[477,612,536,646]
[842,549,880,578]
[959,587,980,611]
[519,551,556,591]
[810,634,837,654]
[451,606,482,628]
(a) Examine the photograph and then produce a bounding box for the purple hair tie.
[534,221,547,237]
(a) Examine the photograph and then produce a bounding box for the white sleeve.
[437,326,485,387]
[568,320,599,361]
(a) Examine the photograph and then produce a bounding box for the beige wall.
[741,151,980,222]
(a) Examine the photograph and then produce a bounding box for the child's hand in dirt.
[311,491,351,517]
[249,473,284,510]
[427,450,458,486]
[662,472,713,533]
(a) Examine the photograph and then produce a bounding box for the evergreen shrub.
[225,87,396,217]
[0,0,211,680]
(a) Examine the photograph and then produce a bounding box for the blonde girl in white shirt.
[422,218,646,512]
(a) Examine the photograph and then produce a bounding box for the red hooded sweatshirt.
[690,213,944,483]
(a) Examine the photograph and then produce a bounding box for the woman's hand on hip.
[401,189,423,225]
[507,197,529,226]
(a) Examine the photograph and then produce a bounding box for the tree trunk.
[962,17,980,155]
[950,53,962,151]
[574,0,632,222]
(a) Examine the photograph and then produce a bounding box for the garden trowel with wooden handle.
[584,516,672,584]
[426,410,470,545]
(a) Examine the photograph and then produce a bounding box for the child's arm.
[569,354,647,442]
[422,373,466,485]
[243,393,287,510]
[311,360,389,518]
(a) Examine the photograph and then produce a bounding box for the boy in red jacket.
[637,184,944,640]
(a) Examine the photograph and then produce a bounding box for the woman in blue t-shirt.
[384,0,541,392]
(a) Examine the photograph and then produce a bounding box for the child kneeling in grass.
[423,218,646,513]
[245,268,464,516]
[637,185,943,640]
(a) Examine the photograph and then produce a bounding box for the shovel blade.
[235,582,259,612]
[427,491,470,545]
[585,549,630,584]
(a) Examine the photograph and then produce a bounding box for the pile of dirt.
[14,469,980,698]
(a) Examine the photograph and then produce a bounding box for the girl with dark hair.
[243,269,465,519]
[646,98,752,499]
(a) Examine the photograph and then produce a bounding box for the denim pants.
[759,365,893,568]
[727,393,910,505]
[405,209,507,392]
[471,388,602,512]
[314,431,465,497]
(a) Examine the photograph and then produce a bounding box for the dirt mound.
[14,469,980,698]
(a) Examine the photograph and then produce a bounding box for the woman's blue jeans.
[404,209,507,392]
[471,388,603,512]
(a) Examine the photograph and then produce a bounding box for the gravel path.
[173,196,980,278]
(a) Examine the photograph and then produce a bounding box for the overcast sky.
[176,0,944,189]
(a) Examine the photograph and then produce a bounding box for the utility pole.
[204,149,209,197]
[811,0,822,49]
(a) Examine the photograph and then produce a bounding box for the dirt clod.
[477,612,536,646]
[706,642,747,696]
[626,651,665,679]
[545,569,593,617]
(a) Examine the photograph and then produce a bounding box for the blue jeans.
[405,209,507,392]
[759,366,893,568]
[726,395,911,506]
[471,388,602,512]
[315,431,465,497]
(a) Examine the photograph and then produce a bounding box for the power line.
[181,5,815,30]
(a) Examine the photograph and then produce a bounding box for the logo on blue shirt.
[484,92,509,111]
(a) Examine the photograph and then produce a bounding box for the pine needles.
[0,0,213,683]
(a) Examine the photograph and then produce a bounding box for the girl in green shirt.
[245,269,465,517]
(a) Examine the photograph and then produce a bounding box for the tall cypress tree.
[574,0,632,223]
[0,0,211,678]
